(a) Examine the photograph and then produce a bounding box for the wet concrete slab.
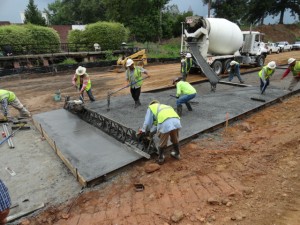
[33,109,141,186]
[33,68,299,185]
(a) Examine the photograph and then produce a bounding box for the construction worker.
[186,53,192,75]
[280,58,300,91]
[172,77,197,116]
[180,53,187,81]
[139,100,181,165]
[228,60,244,83]
[125,58,148,108]
[0,179,11,225]
[0,89,31,119]
[72,66,95,102]
[258,61,276,94]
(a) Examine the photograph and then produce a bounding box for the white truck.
[181,16,268,78]
[266,42,280,54]
[276,41,293,52]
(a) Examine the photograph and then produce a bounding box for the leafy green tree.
[268,0,300,24]
[103,0,170,42]
[243,0,273,25]
[24,0,47,26]
[208,0,248,25]
[45,0,106,25]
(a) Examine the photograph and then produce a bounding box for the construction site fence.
[0,57,179,77]
[0,43,103,56]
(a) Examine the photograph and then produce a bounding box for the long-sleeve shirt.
[0,179,11,211]
[141,108,181,134]
[281,68,291,79]
[72,74,89,92]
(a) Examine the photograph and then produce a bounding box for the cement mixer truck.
[181,16,268,79]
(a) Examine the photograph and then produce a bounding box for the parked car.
[266,42,280,54]
[276,41,293,52]
[292,41,300,50]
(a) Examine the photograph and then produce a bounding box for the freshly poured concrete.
[33,110,141,185]
[33,68,299,184]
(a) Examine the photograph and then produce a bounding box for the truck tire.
[276,49,280,54]
[211,60,223,75]
[256,55,265,67]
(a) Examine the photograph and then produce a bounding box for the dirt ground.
[1,51,300,225]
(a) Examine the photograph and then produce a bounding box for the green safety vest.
[75,74,91,91]
[176,81,197,97]
[0,90,16,102]
[258,66,274,79]
[186,58,192,72]
[149,103,179,125]
[181,59,187,73]
[127,67,143,87]
[291,61,300,77]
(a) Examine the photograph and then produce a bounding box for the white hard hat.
[230,60,238,66]
[75,66,86,76]
[186,53,192,58]
[126,58,134,67]
[288,58,296,65]
[267,61,276,69]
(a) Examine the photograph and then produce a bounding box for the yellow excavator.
[110,48,147,73]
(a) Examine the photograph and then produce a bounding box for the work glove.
[136,129,146,142]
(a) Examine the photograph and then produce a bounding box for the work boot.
[177,105,182,116]
[134,101,140,108]
[185,102,193,111]
[171,144,180,160]
[157,148,165,165]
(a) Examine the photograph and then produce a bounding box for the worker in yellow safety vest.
[258,61,276,94]
[139,100,182,165]
[125,58,149,108]
[72,66,95,102]
[281,58,300,91]
[181,53,193,81]
[172,77,197,116]
[0,89,31,119]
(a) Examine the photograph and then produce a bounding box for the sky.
[0,0,295,24]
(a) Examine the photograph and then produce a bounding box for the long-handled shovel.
[107,76,149,111]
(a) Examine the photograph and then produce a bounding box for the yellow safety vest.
[0,90,16,102]
[127,67,143,87]
[75,74,91,91]
[291,61,300,77]
[258,66,274,79]
[149,103,179,125]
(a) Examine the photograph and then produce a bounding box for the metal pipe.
[3,124,14,148]
[4,124,14,148]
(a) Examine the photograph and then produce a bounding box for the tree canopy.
[202,0,300,25]
[24,0,47,26]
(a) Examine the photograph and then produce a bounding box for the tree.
[207,0,248,25]
[268,0,300,24]
[24,0,47,26]
[45,0,106,25]
[244,0,273,25]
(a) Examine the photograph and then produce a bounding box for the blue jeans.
[229,71,244,82]
[176,93,196,106]
[260,78,269,94]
